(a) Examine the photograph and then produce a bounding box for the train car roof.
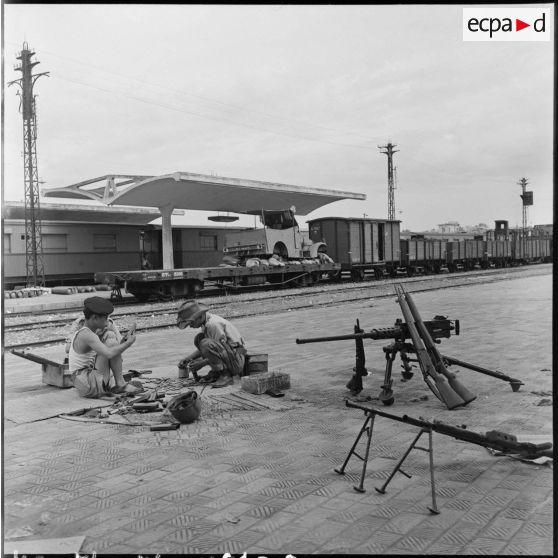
[42,172,366,215]
[2,201,167,224]
[307,216,401,224]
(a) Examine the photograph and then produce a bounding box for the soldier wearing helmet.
[177,300,247,388]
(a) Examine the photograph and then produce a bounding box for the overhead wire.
[4,40,379,150]
[53,74,378,151]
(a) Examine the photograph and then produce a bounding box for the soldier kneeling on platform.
[177,300,247,389]
[68,297,142,398]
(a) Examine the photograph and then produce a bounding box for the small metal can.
[178,363,190,379]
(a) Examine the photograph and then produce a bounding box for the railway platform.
[2,271,553,555]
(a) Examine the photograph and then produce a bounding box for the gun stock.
[404,290,476,406]
[395,284,465,410]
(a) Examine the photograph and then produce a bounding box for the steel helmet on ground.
[167,391,202,423]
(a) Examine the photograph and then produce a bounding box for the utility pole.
[379,142,399,221]
[8,43,49,286]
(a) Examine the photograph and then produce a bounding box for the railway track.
[4,265,549,351]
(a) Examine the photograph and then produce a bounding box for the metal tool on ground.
[337,400,553,514]
[123,369,152,382]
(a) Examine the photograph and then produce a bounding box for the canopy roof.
[2,201,164,225]
[43,172,366,215]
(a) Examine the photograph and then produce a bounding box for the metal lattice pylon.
[9,43,49,286]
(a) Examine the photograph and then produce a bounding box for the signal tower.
[8,43,49,286]
[517,177,533,236]
[379,142,399,221]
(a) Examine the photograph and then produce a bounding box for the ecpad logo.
[463,8,550,41]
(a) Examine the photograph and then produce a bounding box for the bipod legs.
[335,411,376,493]
[375,427,440,515]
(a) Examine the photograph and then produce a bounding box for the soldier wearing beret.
[177,300,247,388]
[68,296,140,398]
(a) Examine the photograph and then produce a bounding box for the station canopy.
[2,200,164,225]
[42,172,366,215]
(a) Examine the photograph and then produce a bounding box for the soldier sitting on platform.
[177,300,247,388]
[68,296,141,398]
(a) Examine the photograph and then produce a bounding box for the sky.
[2,4,554,232]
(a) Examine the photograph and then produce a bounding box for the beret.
[84,296,114,315]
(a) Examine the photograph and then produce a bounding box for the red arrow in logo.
[516,19,530,31]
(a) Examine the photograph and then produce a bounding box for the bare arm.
[75,328,135,359]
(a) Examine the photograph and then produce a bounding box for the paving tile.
[520,521,554,538]
[382,512,427,535]
[352,530,403,552]
[297,518,353,545]
[436,521,483,546]
[462,537,509,554]
[480,516,524,539]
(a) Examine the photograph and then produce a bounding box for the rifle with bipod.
[335,400,553,514]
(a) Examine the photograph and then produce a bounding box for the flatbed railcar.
[95,260,340,301]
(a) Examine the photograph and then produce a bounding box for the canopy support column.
[159,204,175,270]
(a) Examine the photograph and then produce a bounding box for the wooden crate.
[242,353,269,376]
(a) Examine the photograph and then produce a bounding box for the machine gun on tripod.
[296,316,457,405]
[295,284,523,409]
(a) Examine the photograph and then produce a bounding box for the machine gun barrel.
[296,318,458,345]
[296,326,403,344]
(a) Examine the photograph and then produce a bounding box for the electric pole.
[8,43,49,287]
[379,142,399,221]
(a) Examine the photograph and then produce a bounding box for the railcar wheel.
[351,269,365,282]
[329,270,342,282]
[186,280,204,297]
[295,273,313,287]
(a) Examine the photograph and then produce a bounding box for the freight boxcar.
[307,217,400,280]
[399,236,447,275]
[485,239,512,267]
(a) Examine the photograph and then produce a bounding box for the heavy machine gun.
[296,283,523,409]
[296,316,458,404]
